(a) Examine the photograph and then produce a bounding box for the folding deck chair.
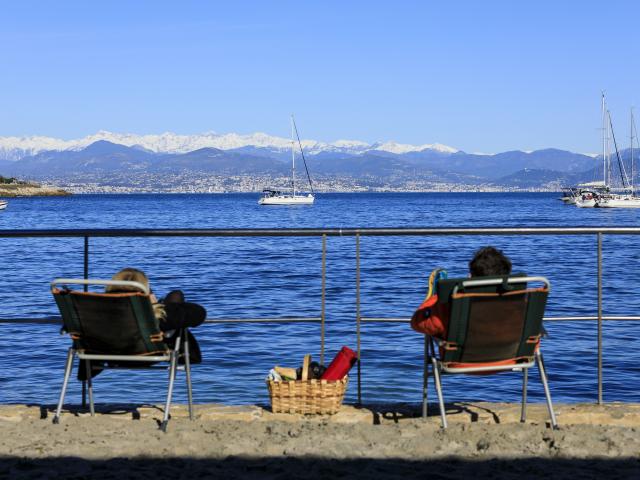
[51,278,195,432]
[423,275,557,429]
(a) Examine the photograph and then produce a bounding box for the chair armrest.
[51,278,149,294]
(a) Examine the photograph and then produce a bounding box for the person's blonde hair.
[106,267,166,320]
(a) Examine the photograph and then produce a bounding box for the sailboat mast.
[602,93,607,188]
[291,115,296,196]
[291,115,315,195]
[609,111,629,189]
[632,108,635,196]
[607,111,612,188]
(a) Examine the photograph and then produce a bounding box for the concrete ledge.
[3,402,640,471]
[3,402,640,427]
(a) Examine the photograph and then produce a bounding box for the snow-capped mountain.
[0,130,459,161]
[369,141,458,155]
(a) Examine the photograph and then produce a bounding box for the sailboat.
[573,182,608,208]
[575,94,640,208]
[575,94,611,208]
[259,116,315,205]
[596,106,640,208]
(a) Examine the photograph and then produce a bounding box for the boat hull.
[259,194,315,205]
[595,196,640,208]
[575,198,596,208]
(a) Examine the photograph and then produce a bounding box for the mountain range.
[0,130,459,161]
[0,131,616,189]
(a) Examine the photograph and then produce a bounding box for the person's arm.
[161,290,207,330]
[163,302,206,330]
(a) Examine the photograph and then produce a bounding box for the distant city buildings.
[45,172,561,194]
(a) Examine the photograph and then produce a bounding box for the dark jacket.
[161,290,206,364]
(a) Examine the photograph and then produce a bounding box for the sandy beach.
[1,402,639,479]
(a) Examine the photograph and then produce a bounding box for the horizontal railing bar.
[545,316,640,321]
[0,317,322,325]
[360,318,409,323]
[4,315,639,325]
[204,317,321,324]
[361,316,640,323]
[5,226,640,238]
[0,317,61,324]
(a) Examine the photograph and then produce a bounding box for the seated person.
[78,267,206,380]
[411,246,511,338]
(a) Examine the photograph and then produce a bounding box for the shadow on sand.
[1,456,638,479]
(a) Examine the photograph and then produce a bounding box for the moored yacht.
[259,115,315,206]
[259,189,314,205]
[575,94,640,208]
[597,106,640,207]
[573,182,609,208]
[595,194,640,208]
[560,187,578,204]
[0,200,7,210]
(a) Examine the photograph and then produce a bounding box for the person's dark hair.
[469,246,512,277]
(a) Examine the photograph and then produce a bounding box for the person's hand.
[149,293,159,304]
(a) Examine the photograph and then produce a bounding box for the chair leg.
[520,368,528,423]
[183,333,194,421]
[161,351,178,432]
[53,348,75,424]
[85,360,95,417]
[430,357,447,429]
[536,351,558,429]
[422,336,429,419]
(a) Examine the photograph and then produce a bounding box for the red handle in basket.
[321,346,357,380]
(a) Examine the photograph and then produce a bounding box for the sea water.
[1,192,640,406]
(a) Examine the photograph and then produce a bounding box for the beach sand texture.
[1,403,640,479]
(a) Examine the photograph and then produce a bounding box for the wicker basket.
[267,377,348,415]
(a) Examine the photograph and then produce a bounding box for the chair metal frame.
[51,278,194,432]
[422,276,558,429]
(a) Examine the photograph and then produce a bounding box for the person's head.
[469,246,512,277]
[106,267,150,293]
[106,267,165,320]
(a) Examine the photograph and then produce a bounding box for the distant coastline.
[55,187,558,195]
[0,177,70,197]
[0,138,603,193]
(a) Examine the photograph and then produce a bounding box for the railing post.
[356,233,361,405]
[597,232,603,404]
[83,236,89,292]
[321,234,326,365]
[422,335,428,418]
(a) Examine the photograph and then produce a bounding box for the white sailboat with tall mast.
[575,94,640,208]
[575,93,610,208]
[594,103,640,208]
[259,115,315,205]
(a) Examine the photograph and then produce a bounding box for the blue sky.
[1,1,639,153]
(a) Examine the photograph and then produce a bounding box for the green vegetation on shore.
[0,175,29,185]
[0,175,70,197]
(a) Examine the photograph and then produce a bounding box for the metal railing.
[3,226,640,405]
